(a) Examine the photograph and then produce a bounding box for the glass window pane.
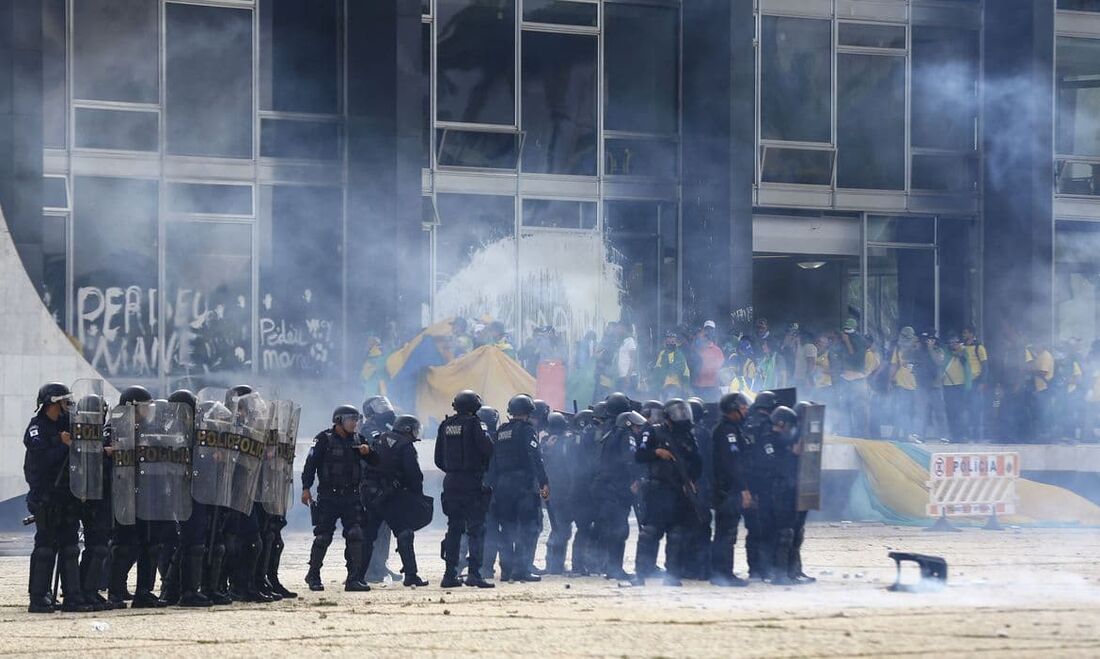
[1057,36,1100,158]
[434,193,516,327]
[1059,0,1100,10]
[437,129,520,168]
[912,27,979,151]
[1057,160,1100,196]
[43,0,66,149]
[605,3,678,134]
[42,214,67,326]
[423,21,432,167]
[837,54,905,190]
[761,147,834,185]
[436,0,516,125]
[260,185,343,376]
[167,4,254,158]
[521,31,597,175]
[74,108,159,152]
[605,138,677,178]
[73,177,159,378]
[523,0,598,26]
[43,177,68,210]
[168,183,253,215]
[867,216,935,244]
[838,23,906,49]
[261,119,341,160]
[911,154,979,193]
[166,222,253,376]
[761,16,831,143]
[522,199,596,229]
[72,0,159,103]
[259,0,340,114]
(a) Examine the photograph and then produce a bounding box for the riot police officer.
[435,390,495,589]
[768,406,814,586]
[474,406,501,578]
[684,397,713,580]
[593,410,645,581]
[542,412,577,575]
[633,400,702,586]
[488,395,549,582]
[359,414,430,587]
[69,383,112,610]
[361,395,398,583]
[741,391,779,580]
[710,392,751,587]
[25,382,92,613]
[301,405,376,592]
[165,389,211,607]
[569,403,605,576]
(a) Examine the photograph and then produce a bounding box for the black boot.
[397,531,428,587]
[107,545,135,609]
[58,546,94,612]
[255,533,281,601]
[231,539,274,603]
[769,530,795,586]
[131,544,164,608]
[178,546,211,607]
[158,548,182,606]
[80,545,110,611]
[268,539,297,599]
[344,539,370,591]
[305,535,329,591]
[465,569,495,588]
[202,544,232,605]
[28,547,57,614]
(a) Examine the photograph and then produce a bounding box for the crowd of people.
[22,375,815,614]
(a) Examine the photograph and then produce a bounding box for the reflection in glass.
[168,183,253,216]
[838,23,905,49]
[43,177,68,210]
[522,199,596,229]
[167,4,254,158]
[605,3,678,134]
[1056,222,1100,346]
[761,147,834,185]
[1057,37,1100,158]
[74,109,159,152]
[837,54,905,190]
[1057,160,1100,196]
[260,0,340,114]
[42,215,67,327]
[605,138,677,178]
[423,21,432,167]
[912,27,979,151]
[437,129,520,168]
[521,31,597,175]
[73,177,159,377]
[1059,0,1100,10]
[72,0,159,103]
[760,16,831,143]
[523,0,598,26]
[911,154,978,193]
[437,0,516,125]
[166,223,252,375]
[261,119,341,160]
[43,0,66,148]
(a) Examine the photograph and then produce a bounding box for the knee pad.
[344,526,363,543]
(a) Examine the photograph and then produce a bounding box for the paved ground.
[0,524,1096,657]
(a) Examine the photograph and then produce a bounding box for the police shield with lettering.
[69,378,107,501]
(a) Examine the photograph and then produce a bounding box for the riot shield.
[69,378,106,501]
[261,400,300,516]
[135,401,194,522]
[110,405,137,526]
[197,387,228,405]
[796,403,826,512]
[227,393,270,514]
[192,400,236,509]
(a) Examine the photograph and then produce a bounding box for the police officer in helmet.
[359,414,430,587]
[25,382,93,613]
[435,390,495,588]
[360,395,398,584]
[301,405,376,592]
[542,411,578,575]
[710,392,751,587]
[741,390,780,580]
[593,409,646,581]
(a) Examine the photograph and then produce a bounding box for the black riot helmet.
[771,405,798,427]
[168,389,198,414]
[362,395,395,419]
[615,410,647,429]
[686,397,706,425]
[476,406,500,433]
[393,415,421,440]
[664,398,694,426]
[719,392,751,416]
[77,393,104,415]
[119,385,153,406]
[532,399,551,425]
[452,390,482,415]
[36,382,72,411]
[605,392,631,417]
[752,391,779,414]
[591,401,608,421]
[546,412,568,435]
[573,409,594,430]
[332,404,361,426]
[507,394,536,417]
[226,384,254,408]
[641,400,665,424]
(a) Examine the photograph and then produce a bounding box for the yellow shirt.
[1068,361,1083,393]
[891,349,917,391]
[964,344,987,379]
[1026,348,1054,392]
[728,359,757,393]
[814,353,832,388]
[843,348,881,381]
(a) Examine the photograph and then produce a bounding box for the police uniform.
[768,426,803,584]
[487,419,547,581]
[633,424,701,582]
[570,418,607,575]
[541,429,578,575]
[360,414,396,583]
[591,423,638,579]
[75,411,113,609]
[434,412,494,584]
[711,416,748,583]
[740,408,776,579]
[302,426,377,587]
[359,430,426,584]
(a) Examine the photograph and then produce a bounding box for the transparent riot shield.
[192,399,236,509]
[69,378,106,501]
[226,393,269,514]
[796,403,826,512]
[261,400,300,516]
[197,387,228,405]
[109,405,137,526]
[135,401,194,522]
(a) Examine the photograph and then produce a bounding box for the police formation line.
[23,381,819,613]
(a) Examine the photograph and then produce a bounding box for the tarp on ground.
[417,345,536,430]
[836,437,1100,527]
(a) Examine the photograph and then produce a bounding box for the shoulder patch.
[480,423,489,432]
[530,439,538,449]
[727,433,737,444]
